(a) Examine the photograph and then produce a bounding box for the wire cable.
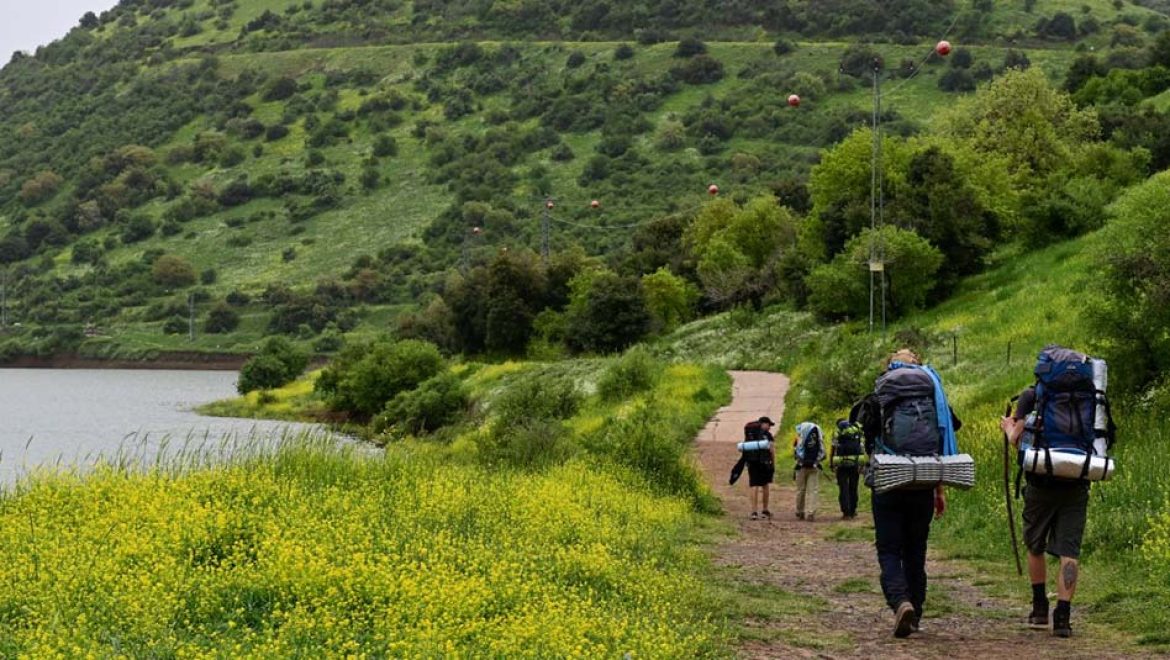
[878,10,963,101]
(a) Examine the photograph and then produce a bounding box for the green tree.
[237,337,309,393]
[937,68,1099,180]
[151,254,196,288]
[641,268,698,333]
[315,338,444,417]
[375,372,468,435]
[806,226,943,320]
[686,197,799,308]
[564,270,651,354]
[205,302,240,334]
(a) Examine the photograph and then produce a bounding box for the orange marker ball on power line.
[935,40,952,56]
[591,200,600,209]
[546,200,554,209]
[708,184,719,195]
[471,226,482,235]
[787,94,801,107]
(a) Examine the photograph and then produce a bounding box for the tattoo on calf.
[1062,562,1078,590]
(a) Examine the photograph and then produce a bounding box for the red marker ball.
[591,200,600,209]
[708,184,719,196]
[472,226,481,235]
[546,200,554,209]
[935,40,952,56]
[787,94,801,108]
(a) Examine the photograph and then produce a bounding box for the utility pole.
[188,292,195,343]
[541,198,553,264]
[869,57,887,334]
[0,267,7,330]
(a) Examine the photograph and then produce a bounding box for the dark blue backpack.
[1032,347,1098,455]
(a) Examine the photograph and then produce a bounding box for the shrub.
[200,268,217,285]
[162,315,187,335]
[566,50,586,68]
[19,171,64,205]
[205,302,240,334]
[315,338,445,417]
[151,255,196,288]
[773,39,795,56]
[237,336,309,393]
[674,37,707,58]
[121,214,156,243]
[671,55,724,85]
[265,124,290,141]
[374,372,469,435]
[372,134,398,157]
[596,347,665,402]
[493,371,583,422]
[564,271,651,354]
[614,43,635,60]
[263,76,298,101]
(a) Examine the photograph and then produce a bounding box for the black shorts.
[747,461,774,487]
[1023,482,1090,559]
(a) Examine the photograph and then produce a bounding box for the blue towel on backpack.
[888,362,959,456]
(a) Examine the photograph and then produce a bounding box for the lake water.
[0,369,323,483]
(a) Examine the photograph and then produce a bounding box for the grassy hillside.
[1,0,1166,360]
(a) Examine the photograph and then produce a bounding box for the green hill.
[1,0,1169,360]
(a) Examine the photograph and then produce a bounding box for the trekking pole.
[1002,402,1023,576]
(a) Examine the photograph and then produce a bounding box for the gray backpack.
[874,367,941,457]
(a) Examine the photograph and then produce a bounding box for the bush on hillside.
[204,302,240,334]
[315,338,445,417]
[237,336,310,394]
[374,372,469,435]
[597,347,665,402]
[151,254,196,288]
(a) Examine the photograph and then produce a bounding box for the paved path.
[693,371,1141,659]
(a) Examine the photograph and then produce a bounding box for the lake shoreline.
[1,352,330,371]
[0,351,251,371]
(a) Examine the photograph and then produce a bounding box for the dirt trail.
[695,371,1143,659]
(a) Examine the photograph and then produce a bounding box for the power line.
[878,11,963,102]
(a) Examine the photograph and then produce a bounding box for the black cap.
[758,416,774,425]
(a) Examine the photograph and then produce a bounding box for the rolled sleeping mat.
[1092,358,1109,456]
[871,454,976,494]
[1020,447,1114,482]
[737,439,773,453]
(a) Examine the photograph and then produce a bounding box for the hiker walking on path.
[856,349,963,638]
[831,418,864,519]
[738,416,777,520]
[1000,345,1116,639]
[793,422,825,521]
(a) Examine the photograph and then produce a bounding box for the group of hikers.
[731,345,1115,640]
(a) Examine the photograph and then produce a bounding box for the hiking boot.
[1052,608,1071,638]
[894,601,916,638]
[911,608,922,632]
[750,511,760,520]
[761,510,773,519]
[1027,605,1049,630]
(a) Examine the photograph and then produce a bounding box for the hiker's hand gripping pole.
[1003,402,1024,576]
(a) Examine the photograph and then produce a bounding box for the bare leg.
[762,484,770,511]
[1057,557,1079,602]
[1028,552,1047,586]
[751,486,759,512]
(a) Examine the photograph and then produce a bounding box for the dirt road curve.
[694,371,1143,659]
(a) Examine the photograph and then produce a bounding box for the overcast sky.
[0,0,120,57]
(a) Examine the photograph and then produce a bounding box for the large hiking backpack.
[835,424,864,466]
[795,424,823,468]
[1021,346,1116,481]
[874,366,941,456]
[741,421,773,463]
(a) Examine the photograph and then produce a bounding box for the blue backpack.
[1032,347,1097,455]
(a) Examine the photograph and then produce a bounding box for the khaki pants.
[795,467,820,519]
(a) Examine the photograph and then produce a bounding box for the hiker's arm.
[934,485,946,517]
[949,407,963,432]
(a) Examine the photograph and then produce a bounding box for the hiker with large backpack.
[735,416,777,520]
[1000,345,1116,639]
[793,422,825,521]
[831,419,864,519]
[854,348,963,638]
